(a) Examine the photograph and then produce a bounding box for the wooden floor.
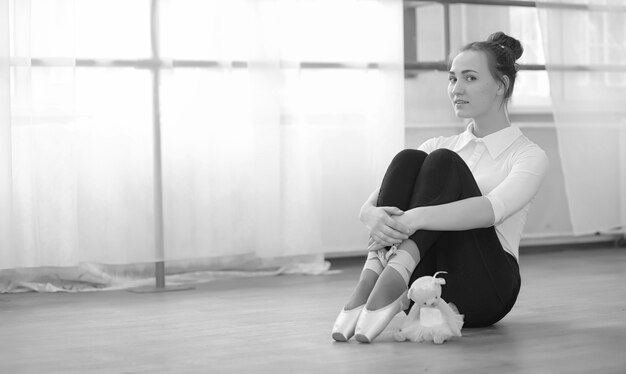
[1,246,626,374]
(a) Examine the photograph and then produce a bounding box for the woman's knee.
[390,149,428,167]
[418,149,467,179]
[424,148,461,167]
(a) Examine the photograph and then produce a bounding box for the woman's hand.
[361,205,412,248]
[392,210,420,236]
[367,236,388,252]
[365,208,421,252]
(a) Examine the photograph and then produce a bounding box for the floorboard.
[1,246,625,374]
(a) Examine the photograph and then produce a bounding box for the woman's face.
[448,50,504,119]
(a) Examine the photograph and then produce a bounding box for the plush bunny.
[393,271,464,344]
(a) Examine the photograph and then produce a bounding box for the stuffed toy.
[393,271,464,344]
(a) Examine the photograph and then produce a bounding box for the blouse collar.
[455,121,523,158]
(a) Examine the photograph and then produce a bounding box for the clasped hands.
[362,205,418,252]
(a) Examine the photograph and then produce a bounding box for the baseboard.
[325,232,626,261]
[520,232,625,247]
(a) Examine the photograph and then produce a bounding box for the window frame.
[403,0,626,117]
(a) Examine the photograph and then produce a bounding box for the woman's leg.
[332,149,427,342]
[377,149,429,210]
[343,253,383,310]
[342,149,428,310]
[331,251,385,341]
[348,150,428,342]
[408,149,520,326]
[367,149,520,326]
[409,231,520,327]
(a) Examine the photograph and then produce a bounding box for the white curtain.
[0,0,405,270]
[537,0,626,235]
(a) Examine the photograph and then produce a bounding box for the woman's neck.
[471,108,510,138]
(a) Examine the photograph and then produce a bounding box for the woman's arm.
[360,188,412,246]
[394,146,548,234]
[367,196,494,251]
[358,187,380,221]
[399,196,495,232]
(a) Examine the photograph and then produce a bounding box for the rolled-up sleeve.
[485,145,549,225]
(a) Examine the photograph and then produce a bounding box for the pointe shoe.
[331,305,364,342]
[354,290,409,343]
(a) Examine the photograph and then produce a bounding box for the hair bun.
[488,31,523,60]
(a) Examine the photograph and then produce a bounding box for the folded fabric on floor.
[0,254,337,293]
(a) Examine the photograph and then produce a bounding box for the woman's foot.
[331,305,364,342]
[331,256,382,342]
[354,289,409,343]
[353,243,420,343]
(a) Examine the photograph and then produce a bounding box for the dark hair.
[455,32,524,102]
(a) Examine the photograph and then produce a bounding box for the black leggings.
[377,148,521,327]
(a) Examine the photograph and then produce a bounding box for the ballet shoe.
[354,290,409,343]
[331,305,364,342]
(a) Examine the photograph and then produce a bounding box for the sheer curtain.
[158,0,404,261]
[537,0,626,235]
[0,0,405,271]
[0,0,10,263]
[2,0,158,270]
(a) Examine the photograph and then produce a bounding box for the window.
[404,0,553,116]
[11,0,402,127]
[588,10,626,87]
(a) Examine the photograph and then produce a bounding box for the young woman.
[331,32,549,343]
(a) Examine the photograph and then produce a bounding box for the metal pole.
[129,0,192,293]
[151,0,166,289]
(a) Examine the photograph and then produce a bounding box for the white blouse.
[418,122,549,261]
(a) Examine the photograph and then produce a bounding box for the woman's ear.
[498,75,510,96]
